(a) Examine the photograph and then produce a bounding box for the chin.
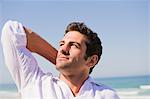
[56,60,70,67]
[56,63,67,70]
[56,63,72,74]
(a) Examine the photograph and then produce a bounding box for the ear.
[86,55,99,68]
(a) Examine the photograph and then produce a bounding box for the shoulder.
[91,82,120,99]
[91,81,114,91]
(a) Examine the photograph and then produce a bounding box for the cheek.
[71,50,85,61]
[57,48,63,56]
[56,51,62,62]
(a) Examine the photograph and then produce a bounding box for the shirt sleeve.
[1,20,44,91]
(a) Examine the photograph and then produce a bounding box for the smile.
[58,57,69,60]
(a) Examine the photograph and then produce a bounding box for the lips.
[59,57,69,59]
[58,55,69,60]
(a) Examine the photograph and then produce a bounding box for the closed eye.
[71,43,80,48]
[59,43,64,46]
[59,41,65,47]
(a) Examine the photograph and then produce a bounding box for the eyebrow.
[70,41,81,47]
[59,40,64,44]
[59,40,81,47]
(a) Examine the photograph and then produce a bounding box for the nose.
[60,44,70,55]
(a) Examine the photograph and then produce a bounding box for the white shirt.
[1,20,120,99]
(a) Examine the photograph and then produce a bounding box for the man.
[1,20,120,99]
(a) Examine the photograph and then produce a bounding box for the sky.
[0,0,149,84]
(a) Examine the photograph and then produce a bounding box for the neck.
[60,73,89,96]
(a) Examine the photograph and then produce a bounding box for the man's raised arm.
[23,27,57,64]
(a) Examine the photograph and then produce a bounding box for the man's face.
[56,31,89,75]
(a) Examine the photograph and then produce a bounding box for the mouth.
[58,56,69,60]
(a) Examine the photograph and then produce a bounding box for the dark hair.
[65,22,103,74]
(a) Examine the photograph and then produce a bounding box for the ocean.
[94,75,150,89]
[94,75,150,97]
[0,75,150,99]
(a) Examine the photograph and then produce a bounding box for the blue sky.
[0,0,149,84]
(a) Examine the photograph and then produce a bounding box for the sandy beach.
[1,84,150,99]
[0,91,150,99]
[0,91,20,99]
[119,96,150,99]
[119,94,150,99]
[117,87,150,99]
[118,91,150,99]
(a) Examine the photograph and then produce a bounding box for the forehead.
[62,31,87,43]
